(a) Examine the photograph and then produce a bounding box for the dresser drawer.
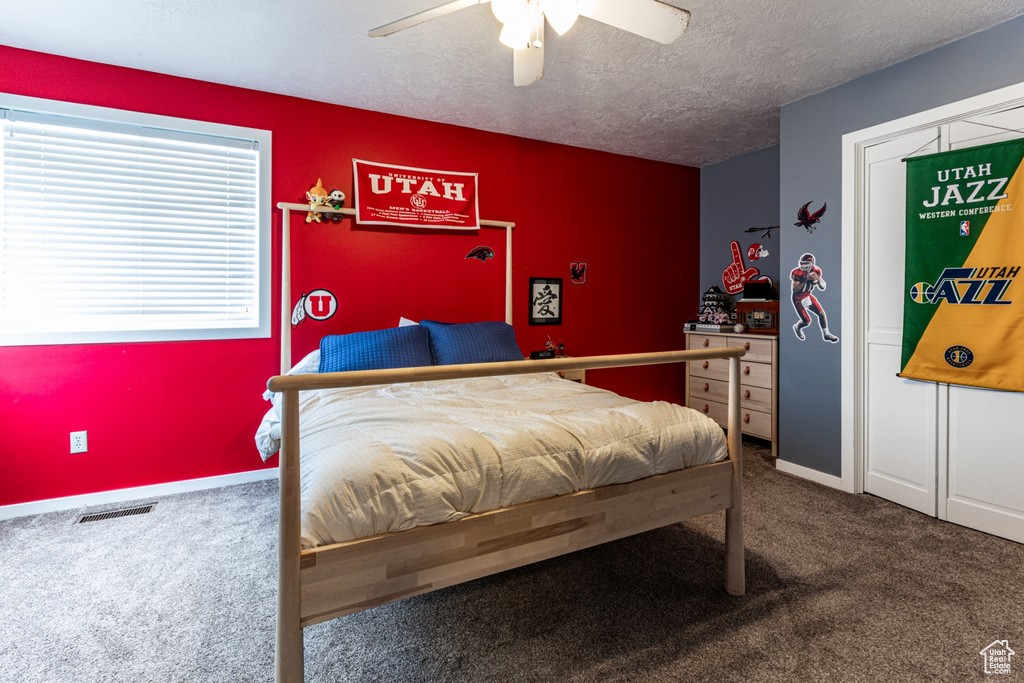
[740,384,773,413]
[692,357,772,388]
[740,361,773,389]
[688,398,772,440]
[727,335,774,363]
[690,357,730,381]
[691,397,728,426]
[690,377,728,404]
[689,334,727,351]
[691,379,773,414]
[740,408,773,439]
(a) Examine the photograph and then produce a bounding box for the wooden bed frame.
[267,347,747,682]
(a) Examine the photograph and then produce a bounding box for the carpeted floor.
[1,440,1021,682]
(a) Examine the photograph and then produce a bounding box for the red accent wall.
[0,45,701,507]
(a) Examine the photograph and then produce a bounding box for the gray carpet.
[2,440,1021,682]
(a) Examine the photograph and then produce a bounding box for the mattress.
[256,372,728,549]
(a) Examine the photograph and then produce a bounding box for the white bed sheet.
[256,372,728,549]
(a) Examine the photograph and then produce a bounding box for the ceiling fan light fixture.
[491,0,524,25]
[499,15,531,48]
[370,0,693,86]
[498,1,534,48]
[540,0,578,35]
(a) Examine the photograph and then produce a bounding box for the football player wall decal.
[791,253,838,343]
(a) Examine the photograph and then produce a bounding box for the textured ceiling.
[3,0,1024,166]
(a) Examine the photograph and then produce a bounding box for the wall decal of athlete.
[791,253,838,343]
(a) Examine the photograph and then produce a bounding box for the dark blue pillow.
[420,320,523,366]
[318,325,432,373]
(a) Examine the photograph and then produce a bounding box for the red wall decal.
[0,45,701,507]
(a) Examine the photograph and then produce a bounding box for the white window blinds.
[0,100,269,345]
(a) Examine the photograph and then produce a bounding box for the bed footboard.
[300,460,735,626]
[269,348,746,683]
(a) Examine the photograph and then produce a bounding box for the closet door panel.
[946,386,1024,543]
[865,343,937,516]
[862,132,939,516]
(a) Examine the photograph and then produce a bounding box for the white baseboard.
[775,458,845,491]
[0,468,279,521]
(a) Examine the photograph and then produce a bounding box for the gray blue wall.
[777,15,1024,476]
[700,145,781,302]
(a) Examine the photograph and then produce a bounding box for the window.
[0,94,270,345]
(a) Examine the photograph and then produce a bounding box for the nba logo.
[960,221,970,236]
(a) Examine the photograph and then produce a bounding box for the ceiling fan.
[369,0,691,86]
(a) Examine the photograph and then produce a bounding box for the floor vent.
[77,503,156,524]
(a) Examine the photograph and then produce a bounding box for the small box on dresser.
[685,331,778,457]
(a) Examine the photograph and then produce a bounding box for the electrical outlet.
[70,430,88,454]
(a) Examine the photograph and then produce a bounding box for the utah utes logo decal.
[291,288,337,327]
[570,262,587,285]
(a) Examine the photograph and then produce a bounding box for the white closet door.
[946,386,1024,543]
[941,111,1024,542]
[862,131,941,516]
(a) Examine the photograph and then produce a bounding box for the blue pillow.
[420,320,523,366]
[318,325,432,373]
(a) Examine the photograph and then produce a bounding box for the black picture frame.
[529,277,562,325]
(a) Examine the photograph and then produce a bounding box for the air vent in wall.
[77,503,156,524]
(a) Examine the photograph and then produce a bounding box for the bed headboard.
[275,202,515,374]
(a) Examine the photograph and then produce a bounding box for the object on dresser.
[530,349,556,359]
[740,280,774,301]
[544,335,566,357]
[699,284,733,324]
[684,321,735,332]
[736,300,780,334]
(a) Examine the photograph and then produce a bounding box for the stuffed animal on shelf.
[306,178,329,223]
[327,189,346,223]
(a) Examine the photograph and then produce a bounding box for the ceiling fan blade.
[577,0,690,44]
[513,42,544,86]
[513,19,545,86]
[369,0,483,37]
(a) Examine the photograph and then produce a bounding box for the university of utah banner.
[901,138,1024,392]
[353,159,479,230]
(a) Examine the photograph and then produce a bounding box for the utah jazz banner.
[902,138,1024,392]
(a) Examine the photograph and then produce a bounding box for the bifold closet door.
[940,114,1024,543]
[862,131,941,517]
[859,107,1024,541]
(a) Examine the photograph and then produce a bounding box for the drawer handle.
[743,390,751,399]
[743,414,751,424]
[702,361,709,369]
[743,366,751,375]
[702,404,710,414]
[703,383,710,392]
[702,339,710,347]
[744,342,751,350]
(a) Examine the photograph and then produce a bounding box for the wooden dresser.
[685,331,778,457]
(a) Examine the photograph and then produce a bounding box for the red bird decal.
[795,201,827,232]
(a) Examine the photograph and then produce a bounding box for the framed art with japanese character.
[529,277,562,325]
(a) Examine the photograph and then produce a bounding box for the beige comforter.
[256,372,727,549]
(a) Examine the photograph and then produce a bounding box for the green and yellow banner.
[902,138,1024,392]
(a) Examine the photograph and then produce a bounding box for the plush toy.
[306,178,329,223]
[327,189,346,223]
